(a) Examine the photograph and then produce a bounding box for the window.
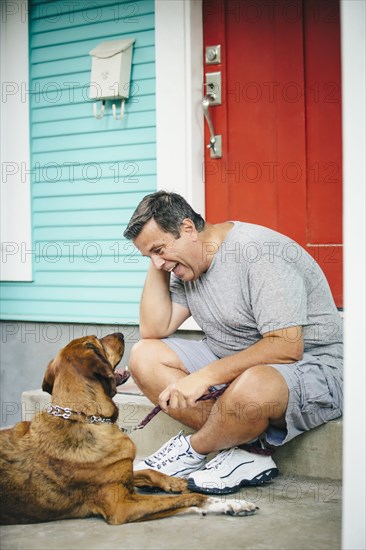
[0,0,32,281]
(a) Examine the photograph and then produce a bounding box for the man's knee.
[238,365,287,392]
[227,365,288,420]
[128,338,181,377]
[128,339,157,378]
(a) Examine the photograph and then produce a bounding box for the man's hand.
[158,371,214,412]
[139,262,190,338]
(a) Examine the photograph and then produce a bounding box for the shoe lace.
[145,431,190,468]
[206,448,234,470]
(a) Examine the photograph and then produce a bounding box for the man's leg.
[129,339,289,451]
[128,339,215,431]
[190,365,288,454]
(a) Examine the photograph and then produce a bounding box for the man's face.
[134,218,203,281]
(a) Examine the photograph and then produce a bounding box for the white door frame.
[155,0,205,216]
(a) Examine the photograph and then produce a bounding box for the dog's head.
[42,333,125,399]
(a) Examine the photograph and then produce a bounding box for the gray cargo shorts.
[162,337,343,447]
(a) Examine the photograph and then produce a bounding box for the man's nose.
[151,255,165,269]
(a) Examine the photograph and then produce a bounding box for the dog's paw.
[164,477,189,493]
[203,497,258,516]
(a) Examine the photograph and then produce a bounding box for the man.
[123,191,343,495]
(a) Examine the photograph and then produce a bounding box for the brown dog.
[0,333,256,525]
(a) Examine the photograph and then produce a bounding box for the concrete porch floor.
[0,385,343,549]
[0,476,341,550]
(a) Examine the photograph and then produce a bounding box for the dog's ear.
[92,363,117,398]
[42,359,56,394]
[85,343,117,398]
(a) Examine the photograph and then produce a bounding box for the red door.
[203,0,343,306]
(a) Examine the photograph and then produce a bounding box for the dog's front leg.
[133,469,189,493]
[101,491,208,525]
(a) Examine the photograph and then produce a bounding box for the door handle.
[202,94,222,159]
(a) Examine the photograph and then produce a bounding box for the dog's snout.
[105,332,124,342]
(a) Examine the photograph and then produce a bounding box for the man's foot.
[134,430,207,477]
[187,447,279,495]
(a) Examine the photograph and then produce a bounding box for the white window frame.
[0,0,32,281]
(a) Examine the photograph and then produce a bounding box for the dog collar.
[46,404,114,425]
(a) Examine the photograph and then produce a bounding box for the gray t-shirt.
[170,222,343,375]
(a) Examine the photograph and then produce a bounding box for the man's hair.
[123,191,205,239]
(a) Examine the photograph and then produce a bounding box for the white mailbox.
[89,38,135,119]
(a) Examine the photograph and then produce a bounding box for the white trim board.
[341,1,366,549]
[155,0,203,331]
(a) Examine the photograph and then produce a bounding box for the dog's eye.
[85,342,110,365]
[85,342,98,351]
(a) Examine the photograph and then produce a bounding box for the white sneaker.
[134,430,207,478]
[187,447,279,495]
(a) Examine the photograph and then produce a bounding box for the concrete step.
[21,385,342,481]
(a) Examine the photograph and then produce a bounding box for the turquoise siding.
[0,0,155,324]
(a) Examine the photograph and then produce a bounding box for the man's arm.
[139,262,190,339]
[159,326,304,411]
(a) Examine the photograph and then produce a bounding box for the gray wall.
[0,321,140,428]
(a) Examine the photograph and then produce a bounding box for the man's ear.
[42,360,56,395]
[181,218,195,231]
[181,218,198,240]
